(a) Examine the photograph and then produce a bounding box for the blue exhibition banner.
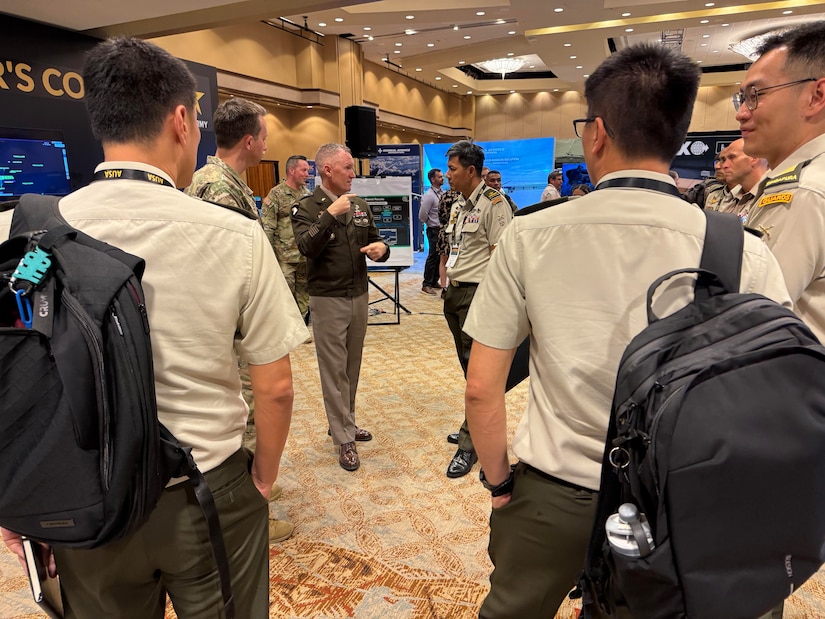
[370,144,423,250]
[423,137,555,209]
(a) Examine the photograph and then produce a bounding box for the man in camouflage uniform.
[185,97,294,544]
[185,97,267,217]
[262,155,311,320]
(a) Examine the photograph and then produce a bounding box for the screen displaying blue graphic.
[423,137,555,209]
[0,128,71,199]
[561,163,593,196]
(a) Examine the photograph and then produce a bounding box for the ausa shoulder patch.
[515,196,571,217]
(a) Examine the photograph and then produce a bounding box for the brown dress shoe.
[354,427,373,442]
[421,286,437,295]
[339,441,360,471]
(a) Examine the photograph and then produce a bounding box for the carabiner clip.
[14,289,33,329]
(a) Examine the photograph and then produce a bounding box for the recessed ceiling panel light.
[435,76,442,80]
[406,15,415,19]
[416,68,422,71]
[583,74,590,77]
[476,11,485,16]
[318,22,326,26]
[464,35,471,39]
[364,26,371,31]
[705,2,714,5]
[453,25,459,31]
[576,65,583,69]
[368,36,374,41]
[570,55,577,59]
[334,17,344,22]
[564,43,572,47]
[510,90,516,93]
[722,23,730,27]
[406,29,416,35]
[452,84,458,88]
[508,30,516,35]
[553,88,559,91]
[427,43,435,47]
[467,90,473,94]
[700,43,708,47]
[554,7,564,12]
[395,42,402,46]
[625,28,634,32]
[394,50,401,54]
[702,34,710,38]
[507,52,514,56]
[622,12,631,17]
[459,60,465,64]
[529,65,535,68]
[497,19,505,24]
[700,19,709,24]
[783,10,793,14]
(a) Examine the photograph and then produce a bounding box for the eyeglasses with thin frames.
[732,78,818,111]
[573,117,615,139]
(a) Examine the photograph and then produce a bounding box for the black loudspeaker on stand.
[345,105,378,158]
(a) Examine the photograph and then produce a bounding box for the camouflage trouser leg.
[239,357,256,450]
[280,261,310,319]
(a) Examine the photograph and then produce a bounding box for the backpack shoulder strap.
[698,210,743,295]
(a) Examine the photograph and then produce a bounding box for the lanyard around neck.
[93,168,175,188]
[595,176,681,198]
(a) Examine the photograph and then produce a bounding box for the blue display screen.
[0,129,71,199]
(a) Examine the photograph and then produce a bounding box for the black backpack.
[577,211,825,619]
[0,194,235,618]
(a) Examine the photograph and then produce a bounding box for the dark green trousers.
[55,449,269,619]
[443,283,477,453]
[480,462,598,619]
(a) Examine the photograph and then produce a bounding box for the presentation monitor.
[0,127,72,199]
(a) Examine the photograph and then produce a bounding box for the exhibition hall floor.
[2,252,824,618]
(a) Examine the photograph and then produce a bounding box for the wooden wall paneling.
[246,160,277,199]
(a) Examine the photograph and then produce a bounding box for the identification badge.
[446,244,460,268]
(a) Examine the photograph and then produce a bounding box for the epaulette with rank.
[763,159,813,190]
[483,187,506,206]
[514,196,570,217]
[202,199,259,220]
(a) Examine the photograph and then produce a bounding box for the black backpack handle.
[645,268,730,324]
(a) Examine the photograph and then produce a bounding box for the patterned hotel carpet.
[2,263,825,618]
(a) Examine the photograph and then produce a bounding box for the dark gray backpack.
[578,211,825,619]
[0,194,235,618]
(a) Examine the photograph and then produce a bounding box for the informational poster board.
[352,176,413,267]
[369,144,422,250]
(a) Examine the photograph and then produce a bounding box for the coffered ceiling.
[3,0,824,94]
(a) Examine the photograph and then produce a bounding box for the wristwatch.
[479,467,515,497]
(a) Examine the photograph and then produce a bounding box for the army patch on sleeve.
[291,205,299,217]
[757,192,793,208]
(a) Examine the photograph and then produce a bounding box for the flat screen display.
[0,128,71,199]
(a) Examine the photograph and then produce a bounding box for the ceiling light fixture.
[626,28,634,32]
[334,17,343,22]
[554,8,564,12]
[783,10,793,14]
[406,29,416,35]
[730,31,784,61]
[700,19,709,24]
[479,57,526,79]
[435,76,442,80]
[395,42,402,46]
[464,35,471,39]
[318,22,326,27]
[622,12,631,17]
[476,11,485,16]
[508,30,516,35]
[406,15,415,19]
[564,43,572,47]
[427,43,435,47]
[364,26,371,31]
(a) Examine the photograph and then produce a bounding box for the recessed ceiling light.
[564,43,572,47]
[702,34,710,38]
[625,28,634,32]
[453,25,459,31]
[583,74,590,77]
[621,12,631,17]
[476,11,485,16]
[554,7,564,12]
[427,43,435,47]
[696,60,703,63]
[700,19,709,24]
[416,68,422,71]
[363,27,371,31]
[406,29,416,35]
[435,76,442,80]
[510,90,516,93]
[496,19,505,24]
[529,65,535,68]
[452,84,458,88]
[712,50,719,53]
[318,22,326,26]
[406,15,415,19]
[394,50,401,54]
[570,55,577,59]
[334,17,344,22]
[576,65,583,69]
[783,10,793,14]
[459,60,465,64]
[553,88,559,91]
[507,52,515,56]
[307,105,313,109]
[705,2,714,6]
[395,42,403,46]
[722,23,730,27]
[508,31,516,35]
[464,35,471,39]
[467,90,473,94]
[700,43,708,47]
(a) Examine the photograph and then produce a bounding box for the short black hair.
[83,37,196,144]
[427,168,442,182]
[214,98,267,149]
[446,140,484,174]
[758,22,825,78]
[584,43,700,162]
[486,169,501,177]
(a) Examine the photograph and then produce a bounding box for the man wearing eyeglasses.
[735,22,825,344]
[462,43,790,619]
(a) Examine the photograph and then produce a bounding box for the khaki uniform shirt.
[746,134,825,342]
[185,155,258,218]
[445,182,512,284]
[262,181,309,264]
[465,170,791,491]
[60,161,308,475]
